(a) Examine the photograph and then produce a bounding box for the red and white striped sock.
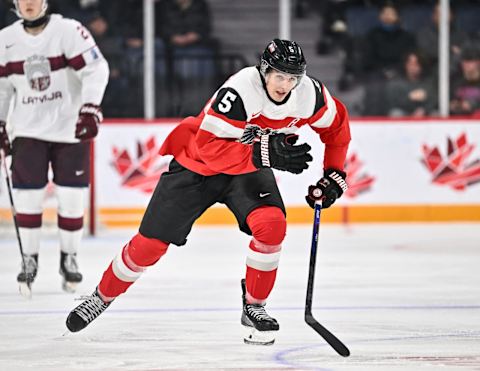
[98,233,169,301]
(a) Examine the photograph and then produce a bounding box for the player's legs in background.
[51,141,90,292]
[11,138,49,287]
[55,185,85,292]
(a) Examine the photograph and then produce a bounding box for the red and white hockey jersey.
[160,66,351,176]
[0,14,109,143]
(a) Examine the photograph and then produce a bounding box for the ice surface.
[1,223,479,370]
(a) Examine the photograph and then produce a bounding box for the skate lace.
[246,304,271,321]
[63,254,79,273]
[23,256,37,274]
[74,293,109,324]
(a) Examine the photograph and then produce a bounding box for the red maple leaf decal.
[421,133,480,191]
[112,136,169,193]
[344,152,375,198]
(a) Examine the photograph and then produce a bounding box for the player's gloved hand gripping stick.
[306,168,348,209]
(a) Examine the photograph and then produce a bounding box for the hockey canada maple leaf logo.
[421,133,480,191]
[112,136,169,193]
[343,152,375,198]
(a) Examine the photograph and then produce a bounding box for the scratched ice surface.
[1,223,479,371]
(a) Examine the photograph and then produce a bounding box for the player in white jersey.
[0,0,109,296]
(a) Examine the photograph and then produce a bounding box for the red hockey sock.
[98,233,169,301]
[244,206,286,304]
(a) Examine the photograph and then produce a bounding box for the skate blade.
[243,326,276,346]
[18,282,32,299]
[62,281,79,293]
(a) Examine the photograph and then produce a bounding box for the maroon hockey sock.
[244,206,286,303]
[57,215,83,231]
[98,233,169,300]
[17,213,42,228]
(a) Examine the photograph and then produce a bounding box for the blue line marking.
[0,304,479,316]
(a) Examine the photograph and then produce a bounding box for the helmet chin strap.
[23,14,50,29]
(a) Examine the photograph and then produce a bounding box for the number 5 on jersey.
[218,91,237,113]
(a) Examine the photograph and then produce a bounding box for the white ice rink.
[1,223,479,371]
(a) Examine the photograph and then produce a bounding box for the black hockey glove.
[75,104,103,141]
[252,133,312,174]
[306,168,348,209]
[0,120,11,156]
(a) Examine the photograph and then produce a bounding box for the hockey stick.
[305,201,350,357]
[0,150,31,295]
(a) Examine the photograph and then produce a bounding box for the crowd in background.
[307,0,480,117]
[1,0,479,118]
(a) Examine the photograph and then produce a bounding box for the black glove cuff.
[252,135,271,168]
[324,168,348,196]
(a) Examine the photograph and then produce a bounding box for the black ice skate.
[59,252,83,293]
[17,254,38,298]
[66,288,112,333]
[241,279,279,345]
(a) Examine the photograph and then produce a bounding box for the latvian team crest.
[24,55,51,91]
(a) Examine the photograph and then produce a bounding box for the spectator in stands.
[50,0,98,24]
[360,2,417,115]
[362,2,416,81]
[86,12,130,117]
[118,0,144,49]
[156,0,217,117]
[416,3,469,73]
[315,0,350,55]
[156,0,213,49]
[385,51,437,117]
[0,0,9,29]
[450,46,480,116]
[103,0,145,117]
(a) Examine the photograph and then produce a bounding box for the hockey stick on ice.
[0,149,31,297]
[305,201,350,357]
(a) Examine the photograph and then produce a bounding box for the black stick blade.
[305,314,350,357]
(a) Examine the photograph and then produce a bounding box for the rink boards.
[1,118,479,226]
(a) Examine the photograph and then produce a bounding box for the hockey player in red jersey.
[0,0,109,297]
[66,39,350,345]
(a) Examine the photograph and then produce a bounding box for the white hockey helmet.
[13,0,49,20]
